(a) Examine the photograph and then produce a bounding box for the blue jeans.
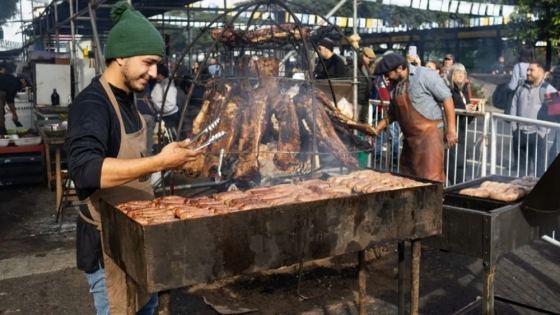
[86,267,158,315]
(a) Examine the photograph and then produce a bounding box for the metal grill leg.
[398,241,405,315]
[410,239,421,315]
[482,260,496,315]
[358,250,367,315]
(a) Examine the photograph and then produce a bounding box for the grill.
[423,157,560,314]
[99,173,442,313]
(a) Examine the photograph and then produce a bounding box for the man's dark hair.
[518,45,536,63]
[531,62,546,71]
[105,58,115,67]
[157,63,169,78]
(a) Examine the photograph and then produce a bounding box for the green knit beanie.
[105,1,165,59]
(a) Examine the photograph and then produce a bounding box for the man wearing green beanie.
[65,1,200,314]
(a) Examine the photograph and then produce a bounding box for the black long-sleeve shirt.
[0,73,21,103]
[314,54,346,80]
[65,76,142,200]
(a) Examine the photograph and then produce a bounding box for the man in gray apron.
[65,1,200,314]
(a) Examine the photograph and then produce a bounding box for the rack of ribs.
[270,93,301,171]
[294,84,359,170]
[234,87,270,180]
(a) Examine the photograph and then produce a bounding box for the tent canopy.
[31,0,203,39]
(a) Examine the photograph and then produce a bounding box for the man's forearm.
[99,156,163,188]
[442,99,456,131]
[7,103,16,114]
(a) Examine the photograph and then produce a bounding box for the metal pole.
[410,239,421,315]
[54,1,60,53]
[69,0,79,96]
[397,241,405,315]
[352,0,358,132]
[280,0,349,65]
[358,250,367,315]
[88,3,106,74]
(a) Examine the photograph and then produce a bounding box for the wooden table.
[37,127,74,215]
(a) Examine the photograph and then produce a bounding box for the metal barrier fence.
[366,100,560,243]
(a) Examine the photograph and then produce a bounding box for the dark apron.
[79,76,154,315]
[393,82,446,182]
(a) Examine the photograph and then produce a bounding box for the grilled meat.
[270,94,301,171]
[294,84,359,170]
[234,87,270,180]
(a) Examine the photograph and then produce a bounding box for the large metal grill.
[100,178,442,294]
[423,157,560,314]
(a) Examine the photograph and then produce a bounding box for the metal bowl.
[42,123,67,137]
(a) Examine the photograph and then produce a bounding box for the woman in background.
[446,63,476,185]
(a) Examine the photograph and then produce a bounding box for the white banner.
[486,4,495,16]
[502,5,515,17]
[419,0,429,10]
[471,2,480,15]
[478,3,487,16]
[458,1,472,14]
[449,1,459,13]
[411,0,421,8]
[492,5,501,16]
[441,0,450,12]
[429,0,443,11]
[395,0,412,7]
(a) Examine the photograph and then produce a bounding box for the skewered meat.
[211,24,310,44]
[234,87,270,180]
[294,84,359,170]
[182,80,233,178]
[270,94,301,171]
[315,89,378,138]
[203,95,243,177]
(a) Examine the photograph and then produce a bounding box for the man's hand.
[11,112,18,122]
[445,129,458,148]
[465,103,477,112]
[156,139,201,170]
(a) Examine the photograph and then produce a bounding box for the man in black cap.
[373,53,457,182]
[313,38,346,79]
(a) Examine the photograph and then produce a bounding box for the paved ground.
[1,184,560,315]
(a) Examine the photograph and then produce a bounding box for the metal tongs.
[193,131,227,151]
[190,117,220,143]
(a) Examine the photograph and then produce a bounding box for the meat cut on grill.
[117,170,428,226]
[458,177,539,202]
[211,24,311,44]
[180,56,379,181]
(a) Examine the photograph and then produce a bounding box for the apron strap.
[79,209,99,227]
[99,76,127,136]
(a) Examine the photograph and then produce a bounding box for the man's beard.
[122,62,146,93]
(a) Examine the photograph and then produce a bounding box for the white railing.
[366,100,560,242]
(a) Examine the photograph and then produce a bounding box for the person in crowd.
[508,45,535,97]
[441,54,455,81]
[191,62,200,75]
[135,84,157,156]
[490,56,507,74]
[425,60,445,79]
[64,2,200,314]
[313,37,346,79]
[347,47,375,123]
[446,63,477,185]
[207,58,222,78]
[0,62,20,135]
[510,62,557,177]
[373,53,457,182]
[151,63,179,132]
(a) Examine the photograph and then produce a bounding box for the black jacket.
[314,54,346,80]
